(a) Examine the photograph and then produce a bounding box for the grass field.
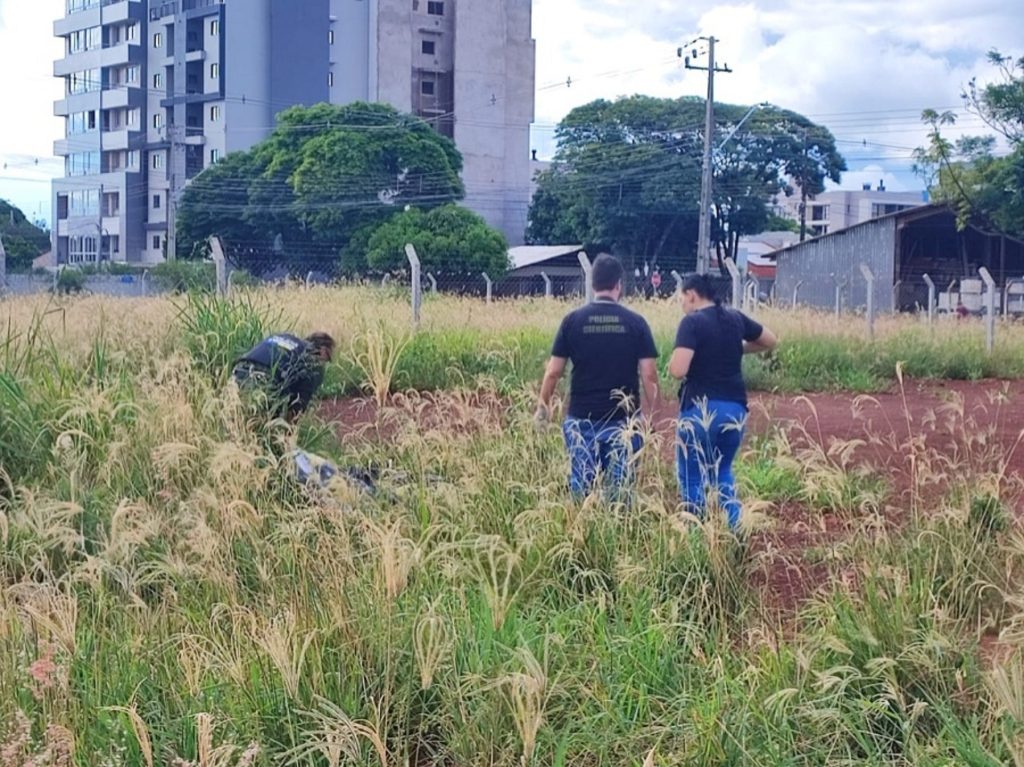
[2,288,1024,766]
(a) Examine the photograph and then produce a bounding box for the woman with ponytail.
[668,273,777,529]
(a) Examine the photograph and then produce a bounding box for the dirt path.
[319,379,1024,615]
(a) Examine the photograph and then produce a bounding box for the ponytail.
[680,273,723,307]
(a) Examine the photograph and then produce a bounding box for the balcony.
[102,130,131,151]
[54,91,102,116]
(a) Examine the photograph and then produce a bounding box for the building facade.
[52,0,536,264]
[775,184,927,238]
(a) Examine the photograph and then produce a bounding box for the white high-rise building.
[52,0,536,264]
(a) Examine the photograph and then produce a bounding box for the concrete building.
[775,182,927,238]
[52,0,536,264]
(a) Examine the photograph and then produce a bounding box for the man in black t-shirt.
[232,332,335,421]
[536,255,659,497]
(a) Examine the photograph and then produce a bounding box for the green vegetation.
[528,95,845,271]
[2,289,1024,765]
[176,102,506,277]
[0,198,50,271]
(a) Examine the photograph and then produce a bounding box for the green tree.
[527,96,845,272]
[177,102,465,263]
[176,151,260,258]
[0,199,50,271]
[914,51,1024,238]
[365,204,509,276]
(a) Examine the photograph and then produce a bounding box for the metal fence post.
[860,263,876,341]
[577,251,593,304]
[482,272,493,304]
[382,273,391,287]
[891,279,902,313]
[141,269,149,297]
[209,236,228,298]
[792,279,804,308]
[979,267,996,353]
[305,271,314,289]
[723,257,741,307]
[541,271,553,299]
[922,274,936,327]
[427,273,438,293]
[670,270,684,295]
[405,243,422,329]
[0,234,6,293]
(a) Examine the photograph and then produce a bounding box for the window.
[126,65,139,84]
[427,1,444,15]
[127,108,138,127]
[422,40,435,55]
[421,80,435,95]
[66,152,100,176]
[153,194,161,210]
[210,105,221,121]
[210,19,220,35]
[68,27,101,53]
[329,29,335,45]
[211,149,221,164]
[153,236,161,251]
[68,189,100,217]
[328,72,334,87]
[127,23,137,41]
[210,63,219,79]
[68,69,100,95]
[153,32,163,49]
[128,150,140,169]
[154,72,164,89]
[68,110,98,135]
[152,152,164,169]
[153,113,164,129]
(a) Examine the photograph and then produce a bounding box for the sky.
[1,0,1021,227]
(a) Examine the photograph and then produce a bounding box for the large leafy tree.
[177,102,465,263]
[527,96,844,272]
[0,199,50,270]
[364,204,509,275]
[914,51,1024,239]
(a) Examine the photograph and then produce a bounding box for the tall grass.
[0,288,1022,765]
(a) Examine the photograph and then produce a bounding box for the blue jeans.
[676,400,747,528]
[563,417,644,499]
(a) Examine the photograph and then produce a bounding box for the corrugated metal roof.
[509,245,583,269]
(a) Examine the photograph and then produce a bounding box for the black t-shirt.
[551,299,658,422]
[675,306,763,409]
[237,333,325,414]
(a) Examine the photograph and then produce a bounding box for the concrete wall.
[330,0,371,103]
[454,0,535,245]
[775,216,897,312]
[271,0,330,110]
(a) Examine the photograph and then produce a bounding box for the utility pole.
[166,124,179,261]
[681,37,732,274]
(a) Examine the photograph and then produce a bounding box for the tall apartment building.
[52,0,536,264]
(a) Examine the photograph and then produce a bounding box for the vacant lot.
[2,289,1024,765]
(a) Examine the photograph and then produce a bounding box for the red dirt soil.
[319,379,1024,617]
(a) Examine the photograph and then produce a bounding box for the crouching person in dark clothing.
[232,332,336,422]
